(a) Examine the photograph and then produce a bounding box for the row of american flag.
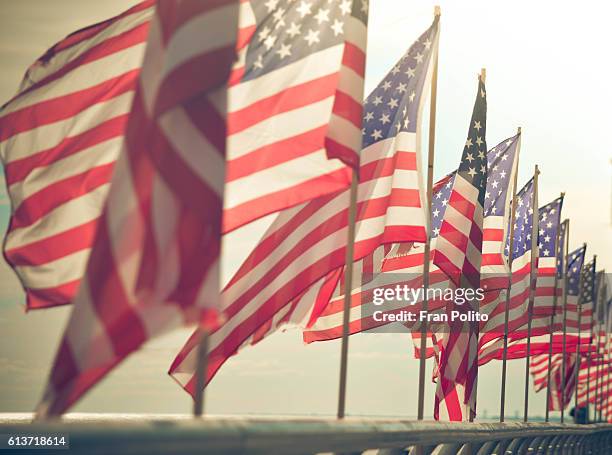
[0,0,610,422]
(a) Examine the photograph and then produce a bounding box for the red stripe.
[5,115,128,185]
[1,70,139,142]
[25,280,80,310]
[227,73,339,135]
[223,166,351,234]
[331,89,363,129]
[483,228,503,241]
[9,164,113,230]
[6,219,97,267]
[14,22,149,106]
[438,222,469,259]
[341,42,366,78]
[226,126,327,182]
[154,45,237,117]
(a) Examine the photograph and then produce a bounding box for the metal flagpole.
[193,330,210,416]
[573,246,587,413]
[560,219,570,423]
[337,170,359,419]
[545,192,564,422]
[416,4,440,422]
[523,165,540,422]
[499,127,522,423]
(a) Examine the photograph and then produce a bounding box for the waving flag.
[170,14,442,395]
[36,0,240,417]
[433,74,487,421]
[0,1,154,310]
[480,133,521,291]
[478,178,536,357]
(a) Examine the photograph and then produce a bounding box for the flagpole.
[193,330,210,417]
[337,170,359,419]
[416,4,440,423]
[545,192,564,422]
[522,165,539,422]
[499,127,521,423]
[560,219,570,423]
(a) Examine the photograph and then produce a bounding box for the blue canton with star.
[484,133,519,217]
[537,196,563,260]
[566,245,586,296]
[556,220,567,278]
[456,77,488,207]
[504,178,534,261]
[362,16,439,147]
[580,257,597,304]
[430,171,456,238]
[243,0,368,81]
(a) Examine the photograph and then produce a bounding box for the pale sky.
[0,0,611,420]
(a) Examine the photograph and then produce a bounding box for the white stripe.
[2,91,133,163]
[225,148,345,210]
[227,96,335,159]
[16,248,90,290]
[6,183,109,250]
[9,136,121,208]
[18,7,152,93]
[227,45,344,112]
[2,44,145,118]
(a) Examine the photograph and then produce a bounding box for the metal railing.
[1,418,612,454]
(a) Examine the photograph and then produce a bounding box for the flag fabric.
[478,240,586,364]
[35,0,240,417]
[532,196,564,317]
[172,6,448,397]
[477,178,535,352]
[0,1,154,310]
[432,75,487,422]
[479,194,564,358]
[303,172,453,343]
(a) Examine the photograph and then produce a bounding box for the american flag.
[0,1,154,309]
[477,178,536,359]
[480,133,521,291]
[433,75,487,422]
[35,0,241,417]
[170,15,444,395]
[531,197,564,316]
